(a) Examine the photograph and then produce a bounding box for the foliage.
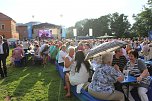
[148,0,152,6]
[110,13,131,38]
[132,0,152,37]
[75,19,89,36]
[67,12,131,38]
[66,26,75,38]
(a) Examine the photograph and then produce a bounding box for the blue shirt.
[88,64,123,93]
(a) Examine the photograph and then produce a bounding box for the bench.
[56,62,108,101]
[58,65,65,80]
[55,61,59,71]
[71,86,107,101]
[56,62,152,101]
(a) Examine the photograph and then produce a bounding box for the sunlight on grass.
[0,49,79,101]
[0,53,79,101]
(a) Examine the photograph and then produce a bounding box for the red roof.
[0,12,16,23]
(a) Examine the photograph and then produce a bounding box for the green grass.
[0,49,79,101]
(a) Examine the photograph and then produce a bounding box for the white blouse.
[69,62,90,86]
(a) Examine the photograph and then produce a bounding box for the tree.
[66,26,75,38]
[110,12,131,38]
[67,13,131,38]
[148,0,152,6]
[74,15,111,37]
[98,15,111,36]
[132,1,152,37]
[75,19,89,36]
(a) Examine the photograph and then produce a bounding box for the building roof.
[25,21,41,25]
[33,23,61,29]
[16,23,27,26]
[0,12,16,23]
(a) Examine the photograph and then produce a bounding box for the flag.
[61,27,66,38]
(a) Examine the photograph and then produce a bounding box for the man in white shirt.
[22,40,29,53]
[63,46,75,97]
[58,45,67,66]
[0,36,9,78]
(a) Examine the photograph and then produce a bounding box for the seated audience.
[22,39,29,53]
[34,44,41,60]
[112,48,127,93]
[63,46,75,97]
[58,45,67,67]
[49,44,59,64]
[69,51,90,86]
[12,44,25,65]
[123,50,151,101]
[84,43,91,55]
[76,42,84,51]
[142,42,150,61]
[88,52,124,101]
[112,48,127,72]
[40,44,50,65]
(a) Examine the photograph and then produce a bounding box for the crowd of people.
[0,35,152,101]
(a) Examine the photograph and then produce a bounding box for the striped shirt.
[125,59,151,88]
[112,55,127,72]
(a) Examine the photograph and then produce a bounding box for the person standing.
[22,39,29,53]
[0,36,9,78]
[58,45,67,67]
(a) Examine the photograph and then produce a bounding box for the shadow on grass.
[0,67,28,85]
[0,66,41,99]
[47,71,61,101]
[0,63,79,101]
[48,68,79,101]
[11,64,57,100]
[12,72,39,98]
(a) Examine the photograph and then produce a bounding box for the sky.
[0,0,148,27]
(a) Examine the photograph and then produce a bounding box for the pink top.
[12,47,24,60]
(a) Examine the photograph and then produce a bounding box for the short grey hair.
[102,52,113,64]
[68,46,75,53]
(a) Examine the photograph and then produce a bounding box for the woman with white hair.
[88,52,125,101]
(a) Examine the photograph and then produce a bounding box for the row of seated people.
[56,46,152,101]
[57,62,152,101]
[10,44,44,67]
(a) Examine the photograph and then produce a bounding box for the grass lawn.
[0,49,79,101]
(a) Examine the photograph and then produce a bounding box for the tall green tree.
[132,1,152,37]
[66,26,75,38]
[110,12,131,37]
[68,12,130,38]
[74,15,111,37]
[148,0,152,5]
[95,15,111,37]
[75,19,88,36]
